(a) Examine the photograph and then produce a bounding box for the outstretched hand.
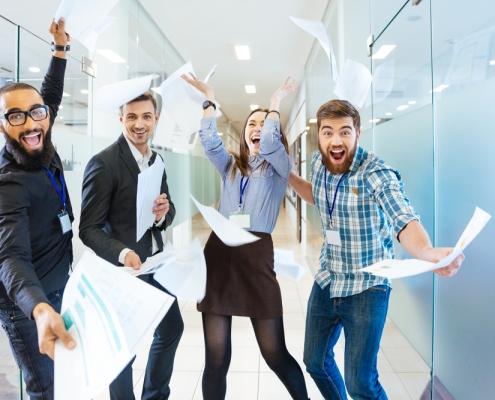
[49,18,70,46]
[271,77,298,106]
[181,72,214,100]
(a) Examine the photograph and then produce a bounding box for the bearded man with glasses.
[0,19,76,400]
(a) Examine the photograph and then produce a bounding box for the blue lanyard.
[324,168,346,228]
[44,166,66,212]
[239,176,249,211]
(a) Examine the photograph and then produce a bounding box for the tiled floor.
[0,208,430,399]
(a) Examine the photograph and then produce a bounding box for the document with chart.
[361,207,491,279]
[54,252,175,400]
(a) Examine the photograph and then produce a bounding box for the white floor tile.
[229,347,260,372]
[379,372,412,399]
[397,372,430,399]
[173,346,205,371]
[380,327,413,348]
[381,347,430,373]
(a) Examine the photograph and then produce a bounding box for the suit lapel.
[118,134,140,182]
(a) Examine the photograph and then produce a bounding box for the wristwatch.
[51,43,70,52]
[202,100,216,111]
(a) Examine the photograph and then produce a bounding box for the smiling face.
[120,99,158,154]
[244,111,265,156]
[318,117,361,175]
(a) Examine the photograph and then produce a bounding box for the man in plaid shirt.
[289,100,464,399]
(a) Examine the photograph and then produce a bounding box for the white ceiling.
[139,0,331,128]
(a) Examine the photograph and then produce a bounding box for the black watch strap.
[202,100,216,111]
[51,43,70,52]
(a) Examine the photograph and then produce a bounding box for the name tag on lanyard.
[58,211,72,234]
[324,169,346,247]
[229,212,251,229]
[45,166,72,235]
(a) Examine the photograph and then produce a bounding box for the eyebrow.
[321,125,353,131]
[6,104,45,113]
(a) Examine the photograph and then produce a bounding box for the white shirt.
[118,135,165,265]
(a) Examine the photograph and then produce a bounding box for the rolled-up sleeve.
[366,167,419,237]
[199,117,232,177]
[259,118,291,179]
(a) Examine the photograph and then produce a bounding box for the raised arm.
[289,171,315,205]
[181,73,232,177]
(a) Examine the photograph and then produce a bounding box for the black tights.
[201,313,308,400]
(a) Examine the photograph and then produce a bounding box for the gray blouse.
[198,117,291,234]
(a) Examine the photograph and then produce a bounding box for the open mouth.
[133,129,147,138]
[330,149,345,163]
[251,134,260,147]
[21,132,42,149]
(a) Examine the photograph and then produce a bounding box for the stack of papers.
[54,252,175,400]
[96,74,158,110]
[361,207,491,279]
[274,249,307,281]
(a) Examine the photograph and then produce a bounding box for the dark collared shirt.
[0,56,73,318]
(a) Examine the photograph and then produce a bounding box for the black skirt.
[197,231,283,319]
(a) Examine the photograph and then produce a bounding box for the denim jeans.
[109,278,184,400]
[0,287,65,400]
[304,282,390,400]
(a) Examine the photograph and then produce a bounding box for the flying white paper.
[159,62,205,136]
[274,249,306,281]
[54,251,174,400]
[79,16,117,54]
[136,155,164,242]
[152,107,199,151]
[361,207,491,279]
[190,194,260,247]
[203,64,217,84]
[290,16,338,82]
[333,59,373,108]
[96,74,157,110]
[54,0,119,39]
[154,238,207,302]
[122,242,177,276]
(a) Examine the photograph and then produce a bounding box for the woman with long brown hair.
[182,74,309,400]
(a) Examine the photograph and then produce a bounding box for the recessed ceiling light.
[235,46,251,60]
[429,84,449,93]
[59,105,63,109]
[372,45,396,59]
[96,49,126,63]
[397,105,409,111]
[305,126,310,130]
[29,67,40,72]
[369,119,381,123]
[309,118,317,123]
[80,89,89,94]
[59,116,63,119]
[490,60,495,65]
[386,112,392,116]
[63,92,70,97]
[245,85,256,94]
[250,104,259,110]
[408,100,417,105]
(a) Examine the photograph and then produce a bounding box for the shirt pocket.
[250,166,274,198]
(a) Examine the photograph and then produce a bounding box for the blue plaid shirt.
[310,146,419,298]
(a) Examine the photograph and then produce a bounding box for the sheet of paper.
[154,238,207,302]
[122,242,177,276]
[333,59,373,108]
[361,207,491,279]
[96,74,157,110]
[54,0,119,39]
[190,194,260,247]
[79,16,117,54]
[290,16,338,82]
[136,155,164,242]
[203,64,217,84]
[274,249,306,281]
[54,251,174,400]
[152,108,199,151]
[158,62,205,136]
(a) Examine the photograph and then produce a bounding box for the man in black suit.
[79,91,184,400]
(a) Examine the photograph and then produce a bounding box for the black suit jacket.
[79,134,175,273]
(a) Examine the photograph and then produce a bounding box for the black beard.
[4,128,55,171]
[318,140,357,175]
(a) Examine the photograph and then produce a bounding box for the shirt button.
[148,247,153,252]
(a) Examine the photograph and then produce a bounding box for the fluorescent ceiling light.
[490,60,495,65]
[29,67,40,72]
[63,92,70,97]
[250,104,259,110]
[151,87,161,94]
[386,112,392,116]
[59,116,63,119]
[372,45,396,59]
[235,46,251,60]
[408,100,416,105]
[245,85,256,94]
[305,126,310,130]
[218,132,223,136]
[309,118,317,123]
[96,49,126,63]
[397,105,409,111]
[429,84,449,93]
[80,89,89,94]
[369,119,381,123]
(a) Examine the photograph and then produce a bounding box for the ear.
[356,129,361,142]
[119,114,124,124]
[154,113,159,124]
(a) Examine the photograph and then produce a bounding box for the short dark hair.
[316,99,361,132]
[119,91,157,115]
[0,82,41,98]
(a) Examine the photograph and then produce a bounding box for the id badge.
[325,229,342,246]
[58,211,72,234]
[229,213,251,229]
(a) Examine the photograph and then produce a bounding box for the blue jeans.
[109,278,184,400]
[0,287,65,400]
[304,282,390,400]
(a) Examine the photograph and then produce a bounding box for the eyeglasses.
[0,105,49,126]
